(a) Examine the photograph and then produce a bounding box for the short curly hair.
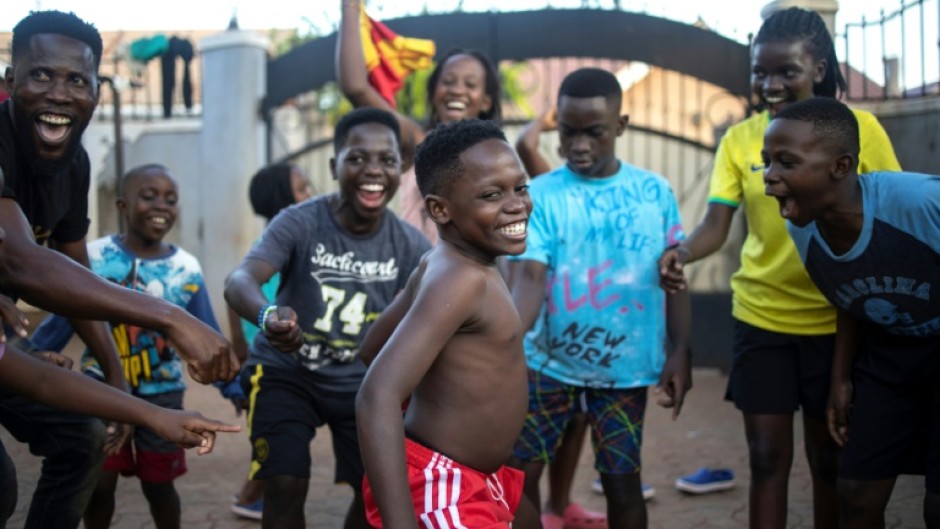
[12,10,103,69]
[333,107,401,153]
[558,67,622,108]
[414,119,507,198]
[773,97,859,157]
[122,162,172,188]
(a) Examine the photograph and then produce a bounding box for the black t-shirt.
[0,100,91,247]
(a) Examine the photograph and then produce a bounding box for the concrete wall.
[855,97,940,174]
[85,120,201,243]
[80,30,271,336]
[197,30,270,324]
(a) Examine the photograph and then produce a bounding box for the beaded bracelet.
[258,304,278,332]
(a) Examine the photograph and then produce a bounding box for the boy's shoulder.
[87,234,117,251]
[261,195,323,236]
[618,160,672,185]
[269,194,332,233]
[281,193,332,216]
[274,193,431,252]
[863,171,939,211]
[528,166,581,200]
[529,165,571,190]
[531,162,674,197]
[87,235,127,260]
[291,193,331,215]
[793,172,940,259]
[167,245,204,272]
[87,235,203,272]
[864,170,922,190]
[419,247,488,296]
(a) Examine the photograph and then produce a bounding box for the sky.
[5,0,936,86]
[1,0,913,41]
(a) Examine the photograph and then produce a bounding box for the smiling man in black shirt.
[0,11,239,529]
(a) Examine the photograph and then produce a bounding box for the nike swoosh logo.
[750,164,764,172]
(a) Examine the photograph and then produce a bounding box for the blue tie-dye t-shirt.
[509,162,685,389]
[73,235,219,396]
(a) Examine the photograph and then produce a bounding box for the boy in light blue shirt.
[507,68,692,529]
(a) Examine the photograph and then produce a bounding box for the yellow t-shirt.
[708,108,901,335]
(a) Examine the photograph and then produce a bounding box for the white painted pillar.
[197,30,269,333]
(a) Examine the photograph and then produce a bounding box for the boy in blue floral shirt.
[31,163,238,529]
[508,68,692,529]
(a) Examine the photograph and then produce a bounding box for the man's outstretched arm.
[0,198,239,383]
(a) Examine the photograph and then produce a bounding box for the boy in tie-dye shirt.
[30,164,235,529]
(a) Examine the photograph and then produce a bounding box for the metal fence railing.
[839,0,940,100]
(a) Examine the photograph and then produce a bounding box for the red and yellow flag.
[360,6,436,107]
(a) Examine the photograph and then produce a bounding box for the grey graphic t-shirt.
[246,194,430,392]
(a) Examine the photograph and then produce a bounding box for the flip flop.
[562,502,608,529]
[541,512,565,529]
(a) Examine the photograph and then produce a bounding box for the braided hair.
[415,119,506,198]
[754,7,846,98]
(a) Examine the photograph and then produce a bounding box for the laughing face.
[431,54,492,124]
[761,118,835,227]
[119,167,178,247]
[6,33,99,175]
[330,122,401,231]
[751,39,824,117]
[437,139,532,261]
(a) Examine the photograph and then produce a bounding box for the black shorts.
[240,364,363,487]
[840,331,939,493]
[725,319,834,419]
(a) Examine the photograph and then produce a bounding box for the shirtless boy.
[356,119,532,529]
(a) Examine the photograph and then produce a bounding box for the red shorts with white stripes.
[363,437,524,529]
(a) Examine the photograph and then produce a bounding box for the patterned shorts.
[512,370,647,475]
